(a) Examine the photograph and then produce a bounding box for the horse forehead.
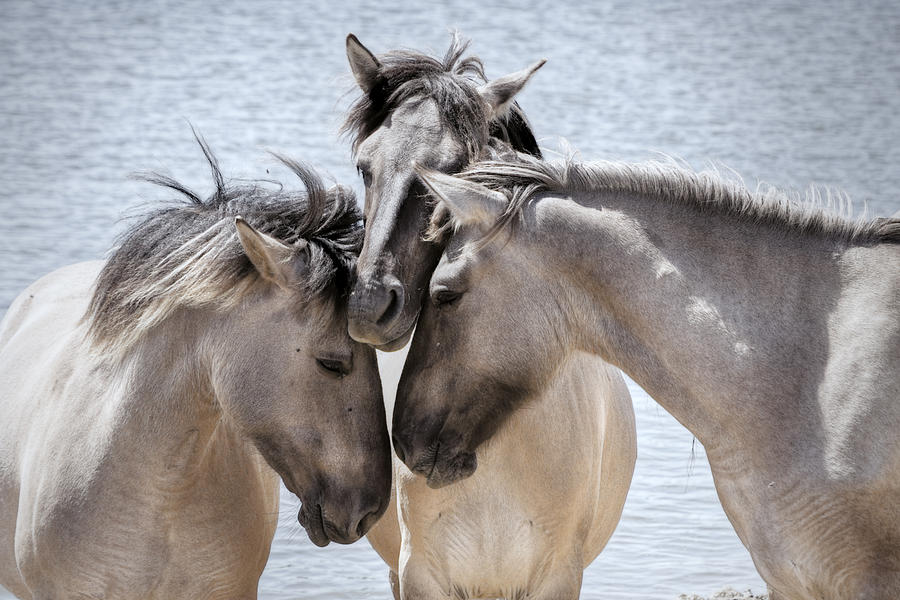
[303,295,353,334]
[438,221,524,282]
[391,97,443,130]
[434,236,479,284]
[360,99,454,160]
[239,292,347,338]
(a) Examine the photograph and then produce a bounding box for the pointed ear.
[478,59,546,120]
[414,165,506,228]
[346,33,382,94]
[234,217,308,291]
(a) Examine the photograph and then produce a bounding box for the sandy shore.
[678,588,767,600]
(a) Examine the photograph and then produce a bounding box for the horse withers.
[0,138,391,599]
[408,156,900,600]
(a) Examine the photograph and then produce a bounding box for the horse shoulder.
[415,353,632,594]
[818,246,900,485]
[733,244,900,599]
[559,352,637,565]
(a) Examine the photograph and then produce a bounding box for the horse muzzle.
[348,273,415,349]
[392,429,478,489]
[297,490,386,547]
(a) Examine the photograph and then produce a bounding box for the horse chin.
[425,451,478,489]
[297,504,331,548]
[269,467,326,545]
[374,319,416,352]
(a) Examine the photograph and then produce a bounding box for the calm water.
[1,1,898,598]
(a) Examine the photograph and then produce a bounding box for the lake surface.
[1,1,898,598]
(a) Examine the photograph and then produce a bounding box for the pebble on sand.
[678,588,767,600]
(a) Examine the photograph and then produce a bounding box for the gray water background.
[1,1,898,598]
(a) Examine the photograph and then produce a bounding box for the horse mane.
[86,135,363,353]
[432,153,900,246]
[341,32,542,161]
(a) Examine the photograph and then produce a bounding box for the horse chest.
[16,435,276,598]
[18,489,174,596]
[18,484,272,598]
[404,494,566,598]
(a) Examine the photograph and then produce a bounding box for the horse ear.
[478,59,546,120]
[234,217,308,290]
[346,34,382,94]
[414,165,506,228]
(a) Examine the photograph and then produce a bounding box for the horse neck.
[547,189,841,457]
[105,308,254,494]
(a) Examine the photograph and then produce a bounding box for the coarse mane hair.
[85,136,363,353]
[341,32,541,161]
[431,153,900,246]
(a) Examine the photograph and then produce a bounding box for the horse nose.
[332,492,387,543]
[350,274,405,329]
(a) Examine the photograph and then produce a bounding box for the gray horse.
[406,155,900,600]
[344,36,636,600]
[344,32,543,350]
[0,139,391,599]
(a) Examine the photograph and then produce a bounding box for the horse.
[407,155,900,600]
[343,35,637,600]
[343,32,544,350]
[0,138,392,599]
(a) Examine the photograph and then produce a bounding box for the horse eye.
[433,289,462,307]
[357,164,372,187]
[316,358,349,378]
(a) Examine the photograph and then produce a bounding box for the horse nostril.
[375,284,404,326]
[392,432,407,464]
[349,275,404,325]
[376,288,395,322]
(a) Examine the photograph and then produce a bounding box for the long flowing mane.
[341,32,542,161]
[443,154,900,246]
[86,136,363,353]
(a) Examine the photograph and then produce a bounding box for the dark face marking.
[390,228,564,487]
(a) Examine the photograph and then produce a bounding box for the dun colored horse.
[407,155,900,600]
[0,139,391,599]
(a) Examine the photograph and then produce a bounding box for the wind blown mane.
[432,153,900,246]
[86,137,363,353]
[341,32,541,161]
